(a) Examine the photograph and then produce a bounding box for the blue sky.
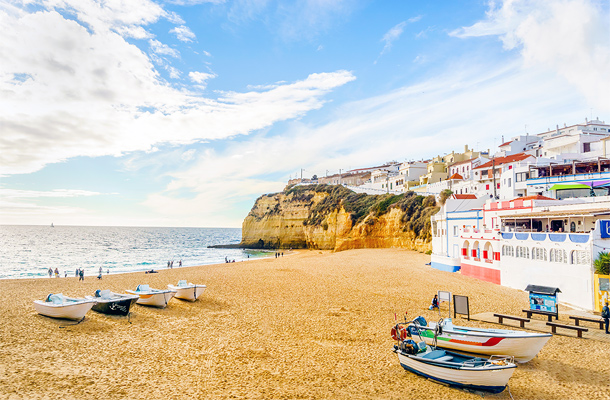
[1,0,609,227]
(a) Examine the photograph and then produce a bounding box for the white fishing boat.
[409,316,551,363]
[167,280,206,302]
[393,343,516,394]
[33,293,95,320]
[125,284,176,308]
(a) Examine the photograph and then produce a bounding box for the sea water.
[0,225,270,279]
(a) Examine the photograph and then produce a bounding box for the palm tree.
[594,252,610,275]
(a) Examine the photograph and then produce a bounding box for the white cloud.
[450,0,610,113]
[376,16,422,63]
[149,39,180,58]
[188,71,216,84]
[0,4,355,176]
[0,188,104,198]
[170,25,196,42]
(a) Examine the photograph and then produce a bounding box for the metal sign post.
[438,291,452,318]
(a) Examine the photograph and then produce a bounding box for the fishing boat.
[409,316,551,362]
[33,293,95,320]
[88,289,139,316]
[125,284,176,308]
[167,280,206,302]
[392,321,517,394]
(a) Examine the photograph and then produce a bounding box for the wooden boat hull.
[395,349,516,394]
[415,321,551,362]
[91,297,138,316]
[167,284,206,301]
[126,290,176,308]
[33,300,94,320]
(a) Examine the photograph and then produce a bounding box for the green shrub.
[594,252,610,275]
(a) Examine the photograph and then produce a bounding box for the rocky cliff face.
[240,185,437,252]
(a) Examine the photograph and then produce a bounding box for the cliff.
[240,185,438,252]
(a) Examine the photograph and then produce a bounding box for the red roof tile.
[452,194,477,199]
[448,173,464,180]
[499,140,513,147]
[474,153,533,169]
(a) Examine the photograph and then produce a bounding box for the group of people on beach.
[167,260,182,269]
[224,257,235,263]
[275,252,283,258]
[47,267,109,280]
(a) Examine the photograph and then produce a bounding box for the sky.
[1,0,609,228]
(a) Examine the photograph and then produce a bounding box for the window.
[583,143,591,152]
[486,184,490,190]
[453,226,458,236]
[532,247,547,261]
[516,246,529,259]
[516,172,530,182]
[550,248,567,263]
[508,178,512,188]
[571,250,590,265]
[502,245,514,257]
[497,183,500,189]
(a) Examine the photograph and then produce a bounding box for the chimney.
[556,124,559,131]
[585,117,588,123]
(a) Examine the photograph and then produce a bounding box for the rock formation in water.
[240,185,438,252]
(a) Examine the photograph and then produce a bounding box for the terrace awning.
[549,183,590,190]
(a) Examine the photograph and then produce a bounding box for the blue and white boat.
[392,321,517,394]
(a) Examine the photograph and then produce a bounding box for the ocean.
[0,225,270,279]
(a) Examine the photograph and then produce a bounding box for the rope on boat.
[507,384,515,400]
[59,316,85,329]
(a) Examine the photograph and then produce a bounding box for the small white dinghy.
[167,280,206,302]
[125,284,176,308]
[33,293,95,320]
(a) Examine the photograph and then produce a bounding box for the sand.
[0,249,609,400]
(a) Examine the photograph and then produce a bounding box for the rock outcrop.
[240,185,438,252]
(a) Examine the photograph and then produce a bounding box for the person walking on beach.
[429,294,439,311]
[75,268,79,277]
[78,268,84,281]
[179,260,182,267]
[99,266,102,276]
[602,301,610,334]
[168,260,171,269]
[48,268,53,278]
[54,268,59,278]
[170,260,173,269]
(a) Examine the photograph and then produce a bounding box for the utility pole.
[492,157,497,199]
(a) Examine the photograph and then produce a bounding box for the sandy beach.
[1,248,609,400]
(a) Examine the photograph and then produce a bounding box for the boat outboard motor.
[94,289,101,298]
[414,316,427,327]
[400,339,419,355]
[407,325,419,337]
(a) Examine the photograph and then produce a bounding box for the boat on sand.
[167,280,206,302]
[88,289,139,316]
[392,318,517,394]
[409,316,551,363]
[33,293,95,320]
[125,285,176,308]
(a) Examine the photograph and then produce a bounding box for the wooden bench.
[569,316,604,330]
[493,313,530,328]
[523,309,558,322]
[546,322,588,338]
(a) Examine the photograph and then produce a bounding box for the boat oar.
[59,316,85,329]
